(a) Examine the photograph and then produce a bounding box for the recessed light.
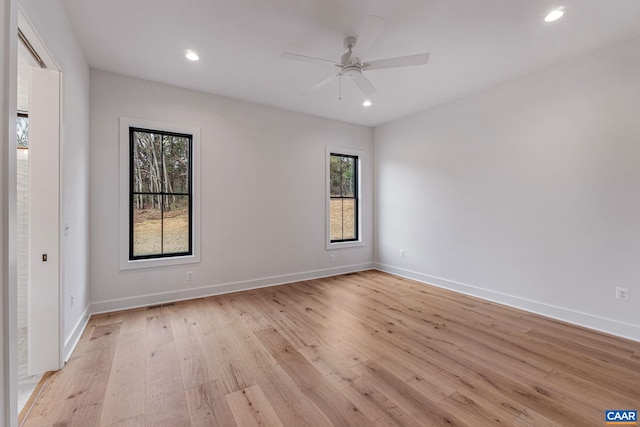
[362,99,372,107]
[544,7,566,22]
[185,50,199,61]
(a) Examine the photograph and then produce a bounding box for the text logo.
[606,410,637,425]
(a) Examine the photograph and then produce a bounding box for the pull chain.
[338,74,342,101]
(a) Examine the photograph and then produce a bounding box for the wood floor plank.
[447,323,557,377]
[105,414,145,427]
[145,317,190,427]
[185,379,237,427]
[438,391,516,425]
[72,322,122,357]
[512,408,564,427]
[145,313,175,348]
[514,331,640,400]
[297,342,367,379]
[325,371,419,426]
[431,365,526,422]
[254,328,331,392]
[201,306,332,427]
[544,368,640,411]
[24,271,640,426]
[119,308,149,335]
[226,384,285,427]
[255,328,375,426]
[513,310,639,356]
[90,312,125,328]
[171,316,215,389]
[303,382,374,427]
[200,328,259,394]
[99,331,146,426]
[372,356,454,403]
[449,350,599,426]
[231,333,334,426]
[251,290,324,348]
[526,327,640,372]
[353,361,467,427]
[219,293,273,333]
[457,341,552,380]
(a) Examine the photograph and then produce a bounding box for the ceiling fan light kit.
[342,65,362,79]
[280,15,430,100]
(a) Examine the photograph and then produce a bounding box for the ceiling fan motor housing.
[343,36,357,50]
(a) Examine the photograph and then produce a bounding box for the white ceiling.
[61,0,640,127]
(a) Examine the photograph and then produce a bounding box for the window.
[330,153,358,242]
[129,128,192,259]
[327,148,362,247]
[17,113,29,148]
[119,117,200,270]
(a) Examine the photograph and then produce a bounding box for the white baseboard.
[375,263,640,343]
[63,305,90,362]
[90,262,374,315]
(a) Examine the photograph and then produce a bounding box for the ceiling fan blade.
[353,73,377,97]
[303,73,340,94]
[363,53,430,71]
[280,52,338,66]
[350,15,386,60]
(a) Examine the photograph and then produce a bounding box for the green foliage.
[330,154,355,197]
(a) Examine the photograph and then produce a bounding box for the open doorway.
[16,17,61,415]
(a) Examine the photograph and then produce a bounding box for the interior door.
[28,66,61,375]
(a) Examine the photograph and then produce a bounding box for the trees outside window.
[130,128,192,259]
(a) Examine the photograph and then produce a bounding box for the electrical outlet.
[330,254,335,262]
[187,271,193,281]
[70,293,74,307]
[400,250,405,257]
[616,287,629,301]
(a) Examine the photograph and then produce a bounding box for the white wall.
[90,70,373,311]
[19,0,91,357]
[375,36,640,341]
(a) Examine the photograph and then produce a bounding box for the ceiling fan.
[280,15,430,98]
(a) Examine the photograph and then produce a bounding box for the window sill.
[327,240,364,250]
[119,254,200,271]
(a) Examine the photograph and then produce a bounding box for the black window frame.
[129,127,193,260]
[329,152,359,243]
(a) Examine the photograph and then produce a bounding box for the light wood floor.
[24,271,640,426]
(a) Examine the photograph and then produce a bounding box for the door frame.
[2,1,19,425]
